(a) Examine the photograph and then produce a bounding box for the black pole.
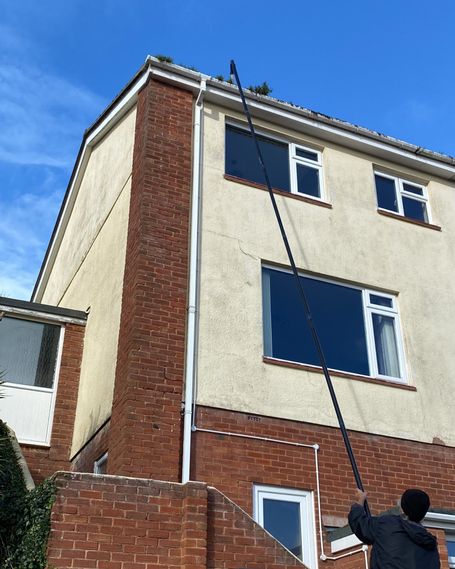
[230,60,370,516]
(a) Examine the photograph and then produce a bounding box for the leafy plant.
[0,420,55,569]
[247,81,272,96]
[155,54,173,63]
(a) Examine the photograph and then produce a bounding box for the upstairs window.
[262,266,406,382]
[374,172,429,223]
[225,124,324,200]
[253,485,316,568]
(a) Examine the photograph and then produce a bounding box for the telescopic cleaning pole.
[230,60,370,516]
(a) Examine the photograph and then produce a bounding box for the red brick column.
[108,77,194,480]
[21,323,85,482]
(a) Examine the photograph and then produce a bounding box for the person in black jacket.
[348,488,440,569]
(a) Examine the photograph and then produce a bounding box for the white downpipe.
[181,80,206,483]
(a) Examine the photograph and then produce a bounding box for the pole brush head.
[229,60,236,84]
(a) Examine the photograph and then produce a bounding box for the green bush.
[0,421,56,569]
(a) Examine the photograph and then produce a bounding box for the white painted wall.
[196,103,455,446]
[38,107,136,455]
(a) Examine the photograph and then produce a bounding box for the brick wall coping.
[52,471,207,491]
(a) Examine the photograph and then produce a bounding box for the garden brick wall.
[21,323,85,483]
[47,472,305,569]
[108,76,194,481]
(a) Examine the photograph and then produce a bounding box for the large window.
[262,266,406,381]
[0,316,60,388]
[375,172,429,223]
[253,485,316,568]
[225,124,323,200]
[0,315,63,445]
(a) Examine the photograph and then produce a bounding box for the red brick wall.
[21,323,85,483]
[192,405,454,567]
[47,472,305,569]
[193,406,455,517]
[108,77,194,481]
[71,419,110,474]
[207,487,302,569]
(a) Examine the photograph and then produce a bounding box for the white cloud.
[0,23,107,299]
[0,181,62,299]
[0,61,105,168]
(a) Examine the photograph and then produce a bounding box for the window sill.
[224,174,332,209]
[263,356,417,391]
[377,209,441,231]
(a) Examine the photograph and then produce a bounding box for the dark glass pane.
[372,314,400,377]
[0,316,60,388]
[375,175,398,211]
[402,197,428,222]
[447,540,455,557]
[225,125,290,191]
[296,147,318,162]
[263,499,302,558]
[264,268,370,375]
[402,183,423,196]
[296,164,320,197]
[369,294,392,308]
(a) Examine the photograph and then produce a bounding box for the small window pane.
[263,499,302,558]
[402,197,428,223]
[0,317,60,388]
[225,125,290,192]
[447,539,455,557]
[296,164,320,198]
[296,147,318,162]
[402,183,424,196]
[94,454,108,474]
[375,175,398,212]
[369,294,393,308]
[372,314,400,377]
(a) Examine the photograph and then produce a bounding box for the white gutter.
[181,79,206,483]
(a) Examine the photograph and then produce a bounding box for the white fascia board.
[203,84,455,181]
[424,512,455,530]
[0,304,86,325]
[331,533,362,553]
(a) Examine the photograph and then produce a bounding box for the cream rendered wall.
[39,107,136,455]
[197,103,455,446]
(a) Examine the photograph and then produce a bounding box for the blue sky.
[1,0,455,299]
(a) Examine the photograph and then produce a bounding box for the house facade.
[2,57,455,568]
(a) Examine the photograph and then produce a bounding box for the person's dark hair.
[401,489,430,522]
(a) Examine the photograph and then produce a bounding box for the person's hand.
[353,489,368,506]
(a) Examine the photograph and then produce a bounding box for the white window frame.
[374,171,431,222]
[424,512,455,568]
[448,535,455,569]
[226,121,326,201]
[262,265,407,383]
[290,143,324,200]
[94,452,108,474]
[0,315,65,446]
[253,484,317,569]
